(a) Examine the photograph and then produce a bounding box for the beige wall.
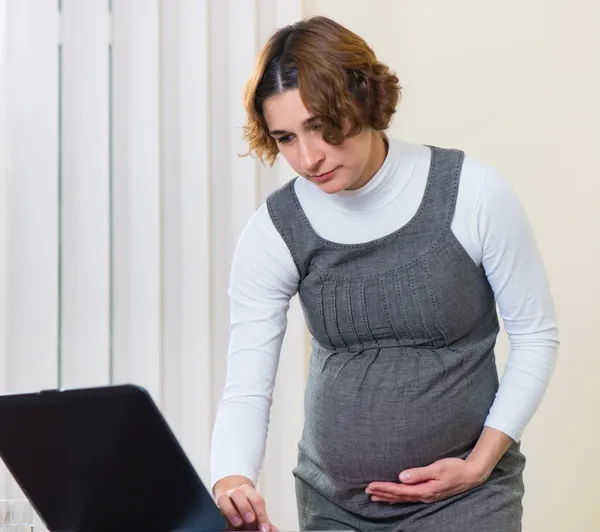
[303,1,600,530]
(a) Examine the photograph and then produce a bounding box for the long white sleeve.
[210,206,299,489]
[478,168,560,440]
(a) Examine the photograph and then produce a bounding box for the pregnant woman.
[210,15,559,532]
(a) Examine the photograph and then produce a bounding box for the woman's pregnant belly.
[298,344,499,488]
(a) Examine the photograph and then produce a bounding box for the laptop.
[0,384,227,532]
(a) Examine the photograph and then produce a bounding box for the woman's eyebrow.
[269,116,319,136]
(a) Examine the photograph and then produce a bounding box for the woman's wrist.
[213,475,255,499]
[465,426,514,483]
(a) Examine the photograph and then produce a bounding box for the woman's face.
[263,89,386,194]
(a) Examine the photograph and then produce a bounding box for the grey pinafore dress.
[266,146,526,532]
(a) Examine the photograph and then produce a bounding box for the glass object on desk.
[0,500,34,532]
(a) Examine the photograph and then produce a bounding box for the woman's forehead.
[263,89,312,130]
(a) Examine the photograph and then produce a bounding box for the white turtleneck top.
[210,137,559,489]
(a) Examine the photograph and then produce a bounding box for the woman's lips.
[312,167,339,182]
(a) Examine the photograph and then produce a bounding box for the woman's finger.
[228,487,257,525]
[216,493,244,529]
[371,496,397,504]
[241,484,273,531]
[368,488,422,503]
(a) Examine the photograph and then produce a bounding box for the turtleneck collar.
[321,136,417,213]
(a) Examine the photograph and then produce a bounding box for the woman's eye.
[277,135,293,144]
[310,123,323,132]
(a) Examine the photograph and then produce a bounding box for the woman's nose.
[300,140,325,173]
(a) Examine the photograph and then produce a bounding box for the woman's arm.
[210,203,300,491]
[458,166,559,476]
[478,167,559,437]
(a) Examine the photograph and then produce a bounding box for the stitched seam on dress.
[345,279,363,349]
[423,258,450,346]
[317,274,334,349]
[408,266,434,346]
[380,275,402,344]
[266,179,309,273]
[360,281,377,344]
[313,227,464,281]
[443,148,464,230]
[331,278,348,350]
[275,148,465,280]
[397,271,416,341]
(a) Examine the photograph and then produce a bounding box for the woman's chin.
[313,178,347,194]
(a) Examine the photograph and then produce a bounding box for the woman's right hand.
[214,476,278,531]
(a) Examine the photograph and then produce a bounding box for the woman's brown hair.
[243,16,401,165]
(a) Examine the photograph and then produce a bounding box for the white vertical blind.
[0,0,9,502]
[60,0,111,388]
[1,1,307,529]
[207,0,235,413]
[4,0,60,394]
[159,0,186,453]
[160,0,214,483]
[175,0,214,483]
[111,0,162,404]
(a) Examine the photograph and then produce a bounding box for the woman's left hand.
[365,458,490,504]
